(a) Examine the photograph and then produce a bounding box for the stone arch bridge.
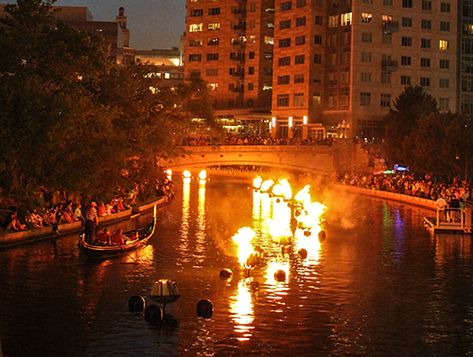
[158,142,369,176]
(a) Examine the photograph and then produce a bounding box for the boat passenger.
[85,202,99,243]
[110,228,126,245]
[97,202,107,217]
[96,228,111,245]
[6,212,26,231]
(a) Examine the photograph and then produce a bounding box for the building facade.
[187,0,460,139]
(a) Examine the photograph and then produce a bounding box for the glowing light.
[271,116,276,128]
[230,279,255,341]
[288,116,293,128]
[165,169,172,180]
[198,169,207,180]
[260,179,274,193]
[183,170,191,178]
[303,115,308,125]
[271,179,292,200]
[232,227,256,268]
[294,185,312,207]
[253,176,263,190]
[295,201,327,231]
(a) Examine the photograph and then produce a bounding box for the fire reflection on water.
[194,179,206,264]
[178,177,191,268]
[230,279,255,341]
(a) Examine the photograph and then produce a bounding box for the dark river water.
[1,177,473,356]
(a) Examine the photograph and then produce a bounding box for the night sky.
[0,0,186,50]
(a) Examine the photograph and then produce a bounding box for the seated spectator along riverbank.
[341,172,470,208]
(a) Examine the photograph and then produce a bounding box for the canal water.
[0,177,472,356]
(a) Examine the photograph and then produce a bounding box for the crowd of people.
[1,177,175,233]
[182,134,333,146]
[341,172,471,208]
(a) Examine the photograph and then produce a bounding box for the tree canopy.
[0,0,214,207]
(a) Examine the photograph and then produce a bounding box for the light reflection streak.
[267,197,292,244]
[230,279,255,341]
[194,179,206,263]
[178,177,191,266]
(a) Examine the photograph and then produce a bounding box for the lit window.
[341,12,352,26]
[361,13,372,23]
[439,40,449,51]
[208,23,221,31]
[189,23,203,32]
[328,15,338,28]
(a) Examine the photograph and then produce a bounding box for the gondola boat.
[78,205,157,258]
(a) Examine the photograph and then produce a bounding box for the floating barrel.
[274,270,286,282]
[144,304,163,325]
[128,295,145,312]
[318,230,327,242]
[219,268,233,279]
[196,299,213,319]
[298,248,308,259]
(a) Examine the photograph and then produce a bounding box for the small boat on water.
[78,205,157,258]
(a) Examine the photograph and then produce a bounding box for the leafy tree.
[383,86,438,164]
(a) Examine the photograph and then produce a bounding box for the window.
[341,12,352,26]
[328,15,338,28]
[440,59,449,69]
[280,20,291,29]
[278,56,291,66]
[207,38,219,45]
[190,9,203,17]
[401,75,411,85]
[313,93,321,105]
[206,53,219,61]
[402,17,412,27]
[361,32,372,43]
[421,20,431,30]
[381,71,391,84]
[421,38,431,48]
[361,72,372,82]
[189,39,203,47]
[420,77,430,86]
[297,0,307,7]
[296,17,306,26]
[206,68,218,76]
[403,0,413,7]
[208,7,220,15]
[440,2,450,12]
[314,35,322,45]
[208,23,221,30]
[361,52,372,63]
[189,23,203,32]
[279,38,291,47]
[277,94,289,106]
[293,93,304,107]
[401,56,411,66]
[248,67,254,75]
[360,92,371,106]
[361,13,373,23]
[249,51,255,59]
[440,21,450,31]
[264,36,273,45]
[188,54,201,62]
[277,75,290,84]
[382,33,392,44]
[294,74,304,83]
[422,1,432,10]
[208,83,218,91]
[439,98,449,111]
[295,55,305,64]
[439,40,449,51]
[383,0,393,4]
[313,54,322,63]
[281,1,292,11]
[401,37,412,46]
[315,16,323,25]
[295,36,306,45]
[380,94,391,107]
[420,58,430,67]
[439,78,449,88]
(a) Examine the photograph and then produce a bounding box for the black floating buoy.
[274,270,286,282]
[276,198,281,203]
[219,268,233,279]
[144,304,163,325]
[298,248,308,260]
[128,295,145,312]
[304,230,311,237]
[318,230,327,242]
[196,299,213,319]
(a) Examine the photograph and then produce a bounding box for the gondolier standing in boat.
[85,201,99,243]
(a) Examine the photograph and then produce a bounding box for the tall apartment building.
[459,0,473,113]
[184,0,275,115]
[184,0,459,139]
